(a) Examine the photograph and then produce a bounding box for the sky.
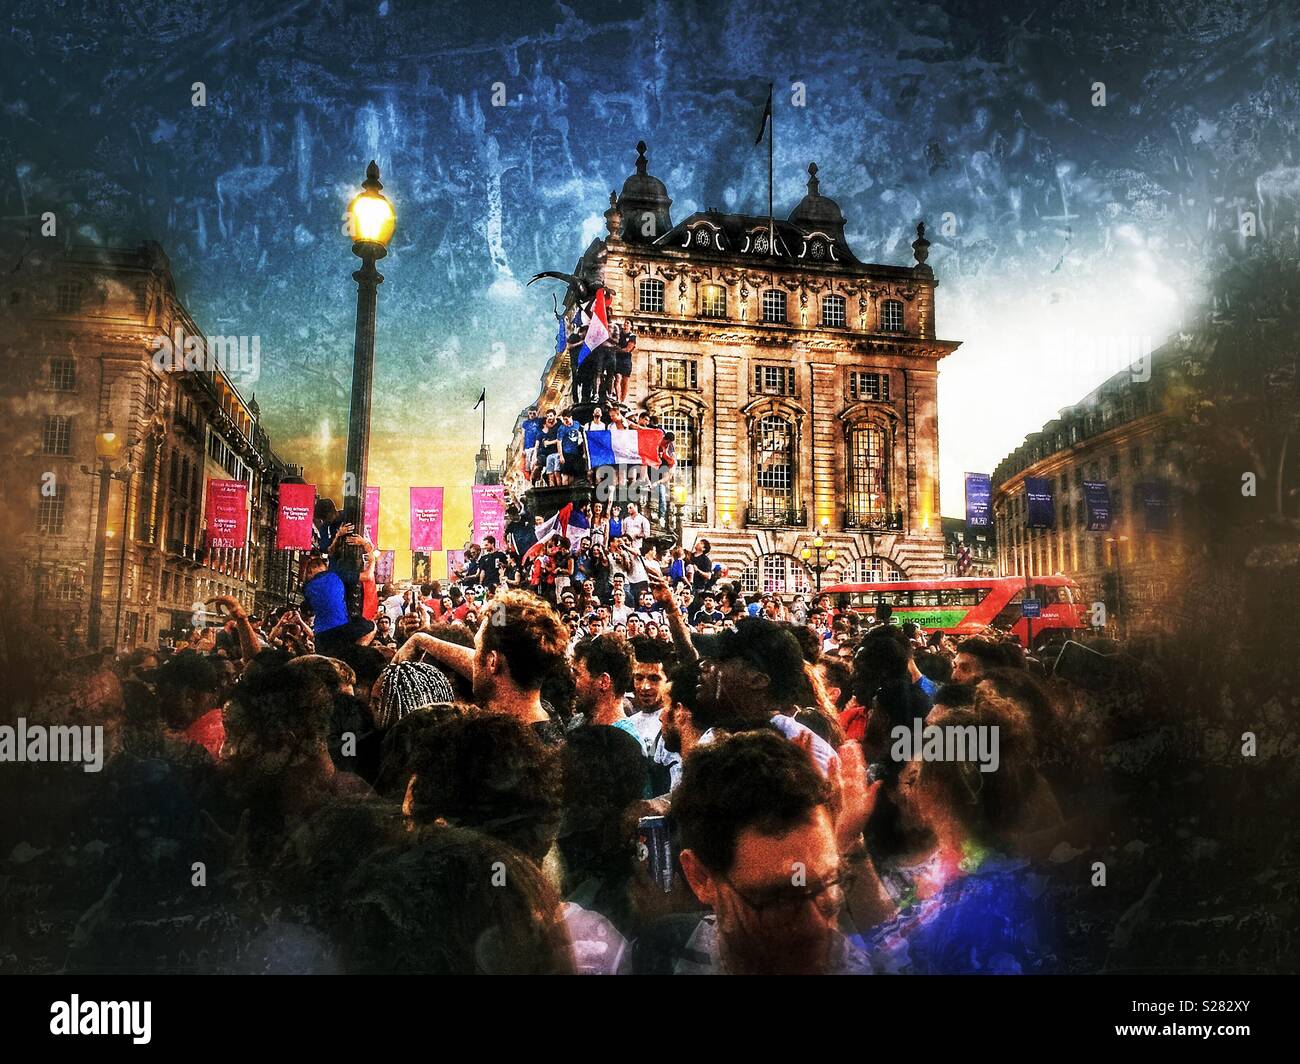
[3,0,1297,573]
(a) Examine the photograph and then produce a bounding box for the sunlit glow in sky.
[3,0,1292,573]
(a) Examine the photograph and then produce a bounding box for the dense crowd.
[0,490,1253,975]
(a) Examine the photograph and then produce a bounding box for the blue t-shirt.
[560,425,585,456]
[303,570,349,633]
[522,418,542,449]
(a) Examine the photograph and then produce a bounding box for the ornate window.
[700,284,727,318]
[847,423,890,528]
[761,288,788,324]
[638,278,665,313]
[740,566,759,593]
[881,299,903,332]
[657,409,696,502]
[749,415,801,525]
[822,294,846,327]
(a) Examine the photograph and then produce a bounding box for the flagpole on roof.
[767,82,774,257]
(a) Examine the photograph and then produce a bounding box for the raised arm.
[207,595,263,663]
[649,575,697,663]
[393,630,475,680]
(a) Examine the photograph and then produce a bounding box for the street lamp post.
[673,483,687,544]
[343,160,396,526]
[81,426,132,650]
[112,463,136,647]
[801,524,837,596]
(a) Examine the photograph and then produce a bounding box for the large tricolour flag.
[585,427,663,467]
[576,289,610,368]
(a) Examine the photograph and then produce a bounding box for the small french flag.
[576,289,610,368]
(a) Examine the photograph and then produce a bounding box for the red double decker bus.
[820,575,1086,649]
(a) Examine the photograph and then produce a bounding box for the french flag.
[576,289,610,368]
[586,427,664,467]
[521,503,591,564]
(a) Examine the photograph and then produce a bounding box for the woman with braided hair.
[372,661,457,731]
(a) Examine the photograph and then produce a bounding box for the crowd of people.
[0,488,1216,975]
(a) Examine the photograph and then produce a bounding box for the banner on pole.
[1140,480,1171,531]
[205,479,249,549]
[1025,477,1055,529]
[471,485,506,545]
[276,482,316,550]
[409,487,444,551]
[363,486,380,546]
[964,473,992,529]
[1084,481,1112,531]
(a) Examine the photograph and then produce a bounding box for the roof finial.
[635,140,648,175]
[807,162,820,195]
[363,160,383,192]
[912,220,931,268]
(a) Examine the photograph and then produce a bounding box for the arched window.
[854,556,907,582]
[821,293,846,327]
[881,299,903,332]
[750,414,797,524]
[657,409,696,504]
[638,278,665,313]
[760,553,811,595]
[847,422,890,527]
[761,289,788,323]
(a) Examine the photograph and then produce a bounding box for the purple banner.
[1084,480,1112,532]
[409,487,444,551]
[471,485,506,546]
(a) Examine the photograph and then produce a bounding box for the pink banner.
[409,487,444,551]
[375,549,395,585]
[471,484,506,546]
[276,482,315,550]
[363,486,380,546]
[446,548,465,579]
[206,478,249,549]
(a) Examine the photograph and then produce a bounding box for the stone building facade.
[0,241,298,651]
[510,142,960,594]
[991,346,1190,633]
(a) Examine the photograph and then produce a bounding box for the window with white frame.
[854,556,907,582]
[761,289,788,323]
[760,553,810,595]
[638,278,665,313]
[881,299,903,332]
[821,294,846,327]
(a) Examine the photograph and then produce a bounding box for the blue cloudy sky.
[4,0,1297,546]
